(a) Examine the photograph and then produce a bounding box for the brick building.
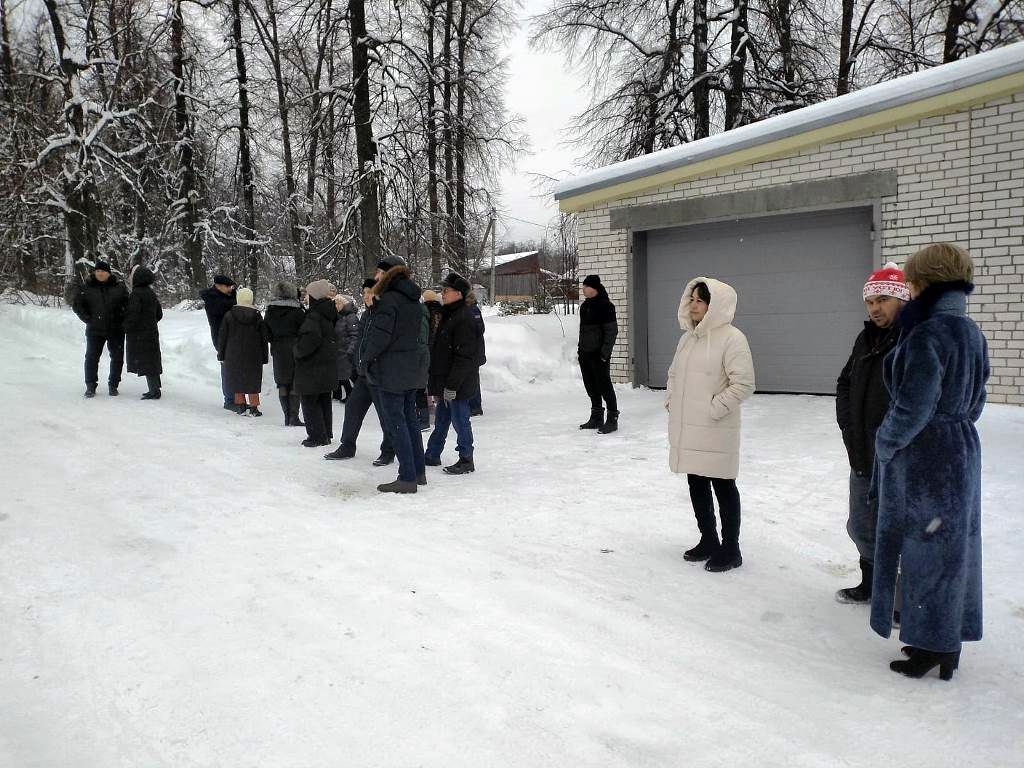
[555,43,1024,404]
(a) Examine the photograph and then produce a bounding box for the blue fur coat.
[870,281,990,652]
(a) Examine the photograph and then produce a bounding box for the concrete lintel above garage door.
[610,171,897,232]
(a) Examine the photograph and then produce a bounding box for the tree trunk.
[837,0,855,95]
[453,0,468,273]
[724,0,749,130]
[943,0,969,63]
[442,0,455,266]
[776,0,797,111]
[426,0,441,283]
[348,0,382,275]
[692,0,710,139]
[171,0,205,291]
[0,0,15,102]
[325,38,337,232]
[230,0,259,290]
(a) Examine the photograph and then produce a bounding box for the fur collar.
[898,280,973,334]
[372,265,411,296]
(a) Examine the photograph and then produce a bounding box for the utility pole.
[489,207,496,305]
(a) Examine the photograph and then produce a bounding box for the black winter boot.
[377,479,417,494]
[890,648,960,681]
[597,410,619,434]
[288,393,304,427]
[325,445,356,460]
[248,406,263,417]
[579,408,603,430]
[683,533,720,562]
[835,558,873,604]
[84,384,97,398]
[108,384,119,396]
[279,394,291,425]
[705,545,742,572]
[443,457,475,475]
[372,453,395,467]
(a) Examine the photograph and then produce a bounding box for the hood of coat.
[267,297,303,309]
[678,277,738,335]
[373,265,421,303]
[897,280,973,334]
[228,304,262,325]
[309,296,339,323]
[131,265,155,289]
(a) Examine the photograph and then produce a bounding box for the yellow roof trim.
[558,71,1024,214]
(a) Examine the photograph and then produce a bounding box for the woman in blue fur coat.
[870,243,990,681]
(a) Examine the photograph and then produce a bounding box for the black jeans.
[687,474,741,548]
[84,333,124,386]
[378,389,426,482]
[337,376,393,456]
[301,392,333,443]
[579,352,617,412]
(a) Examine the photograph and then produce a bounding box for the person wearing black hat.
[324,279,395,464]
[424,272,481,475]
[71,259,129,397]
[578,274,619,433]
[199,275,237,409]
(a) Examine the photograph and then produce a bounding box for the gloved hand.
[443,388,457,403]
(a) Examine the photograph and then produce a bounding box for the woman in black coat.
[333,295,359,401]
[293,280,339,447]
[264,280,306,425]
[124,265,163,399]
[217,287,269,416]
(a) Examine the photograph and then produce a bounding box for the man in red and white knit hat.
[834,261,908,604]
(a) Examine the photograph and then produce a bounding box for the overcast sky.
[497,0,591,246]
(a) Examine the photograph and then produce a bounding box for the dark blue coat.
[363,265,429,393]
[870,282,990,653]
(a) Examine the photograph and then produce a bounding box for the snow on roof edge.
[554,42,1024,201]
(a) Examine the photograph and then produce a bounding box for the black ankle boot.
[597,410,619,434]
[288,394,304,426]
[705,544,742,572]
[683,534,720,562]
[279,395,292,425]
[836,557,873,604]
[890,648,960,680]
[579,408,603,430]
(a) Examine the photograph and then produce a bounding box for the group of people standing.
[71,261,164,400]
[195,255,485,494]
[605,241,987,682]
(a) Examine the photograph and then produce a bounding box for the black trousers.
[338,376,393,456]
[146,374,161,392]
[578,352,617,412]
[84,333,124,386]
[687,474,741,547]
[301,392,333,443]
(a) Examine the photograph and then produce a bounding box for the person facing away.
[333,294,359,402]
[834,263,908,604]
[217,287,269,417]
[465,290,487,417]
[424,272,482,476]
[293,279,339,447]
[870,243,990,682]
[323,278,395,464]
[199,274,237,410]
[264,280,306,426]
[71,259,128,398]
[123,265,164,400]
[415,288,445,430]
[665,278,755,573]
[577,274,619,433]
[362,254,430,494]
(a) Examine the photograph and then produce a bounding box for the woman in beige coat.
[666,278,755,572]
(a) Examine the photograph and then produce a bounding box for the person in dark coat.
[424,272,482,476]
[466,291,487,416]
[71,259,128,397]
[217,287,269,416]
[333,294,359,402]
[293,279,339,447]
[264,279,306,426]
[199,275,237,409]
[363,256,429,493]
[871,243,990,681]
[123,265,163,400]
[415,289,445,429]
[577,274,619,433]
[834,263,907,604]
[324,279,394,465]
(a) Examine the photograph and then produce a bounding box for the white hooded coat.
[666,277,755,479]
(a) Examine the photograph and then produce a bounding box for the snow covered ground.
[1,303,1022,768]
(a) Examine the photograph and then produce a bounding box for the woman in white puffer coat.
[666,277,755,572]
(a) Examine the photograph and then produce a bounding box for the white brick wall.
[577,92,1024,404]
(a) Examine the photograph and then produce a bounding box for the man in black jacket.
[324,279,395,464]
[424,272,481,475]
[363,256,429,493]
[835,262,908,603]
[577,274,619,433]
[199,275,237,409]
[71,260,129,398]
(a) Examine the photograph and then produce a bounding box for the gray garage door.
[644,207,874,393]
